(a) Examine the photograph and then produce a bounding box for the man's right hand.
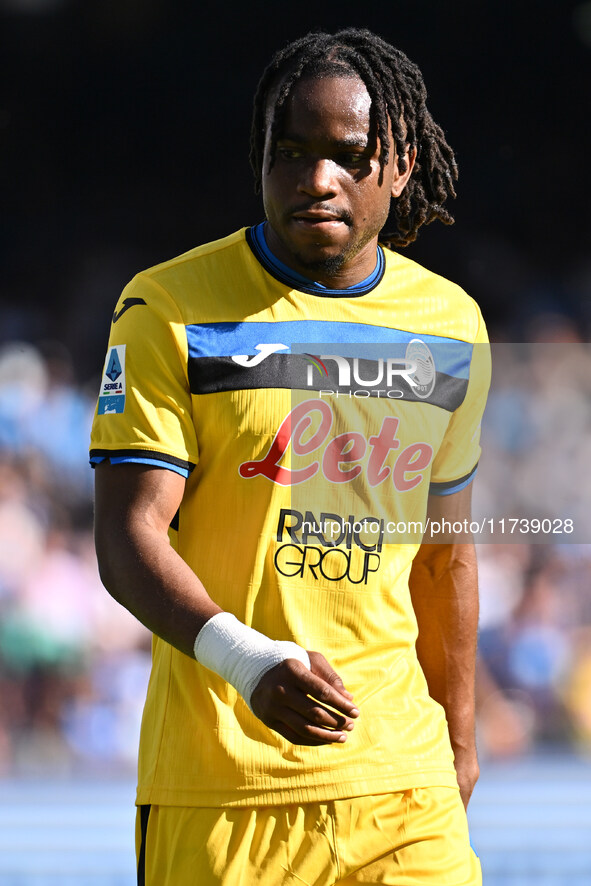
[250,651,359,745]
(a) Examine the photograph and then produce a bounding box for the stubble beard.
[291,225,380,279]
[293,249,349,276]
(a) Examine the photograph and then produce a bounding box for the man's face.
[261,74,414,288]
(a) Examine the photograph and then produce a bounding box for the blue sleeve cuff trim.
[429,464,478,496]
[90,455,190,479]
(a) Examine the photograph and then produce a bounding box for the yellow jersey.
[90,226,490,807]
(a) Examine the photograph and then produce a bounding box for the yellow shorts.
[136,787,481,886]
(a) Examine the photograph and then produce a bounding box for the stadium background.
[1,0,590,883]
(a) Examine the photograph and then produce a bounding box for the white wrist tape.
[193,612,310,711]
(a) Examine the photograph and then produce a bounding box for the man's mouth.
[290,208,351,230]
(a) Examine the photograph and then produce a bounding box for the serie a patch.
[98,344,126,414]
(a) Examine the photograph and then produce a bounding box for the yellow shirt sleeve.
[429,303,491,494]
[89,273,199,472]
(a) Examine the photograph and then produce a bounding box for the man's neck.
[263,223,380,291]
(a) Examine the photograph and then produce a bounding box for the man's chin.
[291,248,348,277]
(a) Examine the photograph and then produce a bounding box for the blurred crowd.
[473,327,591,758]
[0,341,150,775]
[0,332,590,775]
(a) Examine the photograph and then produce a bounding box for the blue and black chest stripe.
[185,320,472,413]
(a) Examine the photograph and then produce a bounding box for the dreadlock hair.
[250,28,458,248]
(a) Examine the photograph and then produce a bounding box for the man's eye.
[278,148,303,160]
[339,153,366,166]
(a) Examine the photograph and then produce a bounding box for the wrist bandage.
[193,612,310,710]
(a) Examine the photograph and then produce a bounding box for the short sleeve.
[429,305,491,496]
[89,273,199,473]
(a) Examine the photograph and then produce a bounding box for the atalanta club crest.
[405,339,436,399]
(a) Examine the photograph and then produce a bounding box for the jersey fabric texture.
[90,226,491,808]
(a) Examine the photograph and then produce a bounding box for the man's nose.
[298,158,338,198]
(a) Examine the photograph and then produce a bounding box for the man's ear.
[391,146,417,198]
